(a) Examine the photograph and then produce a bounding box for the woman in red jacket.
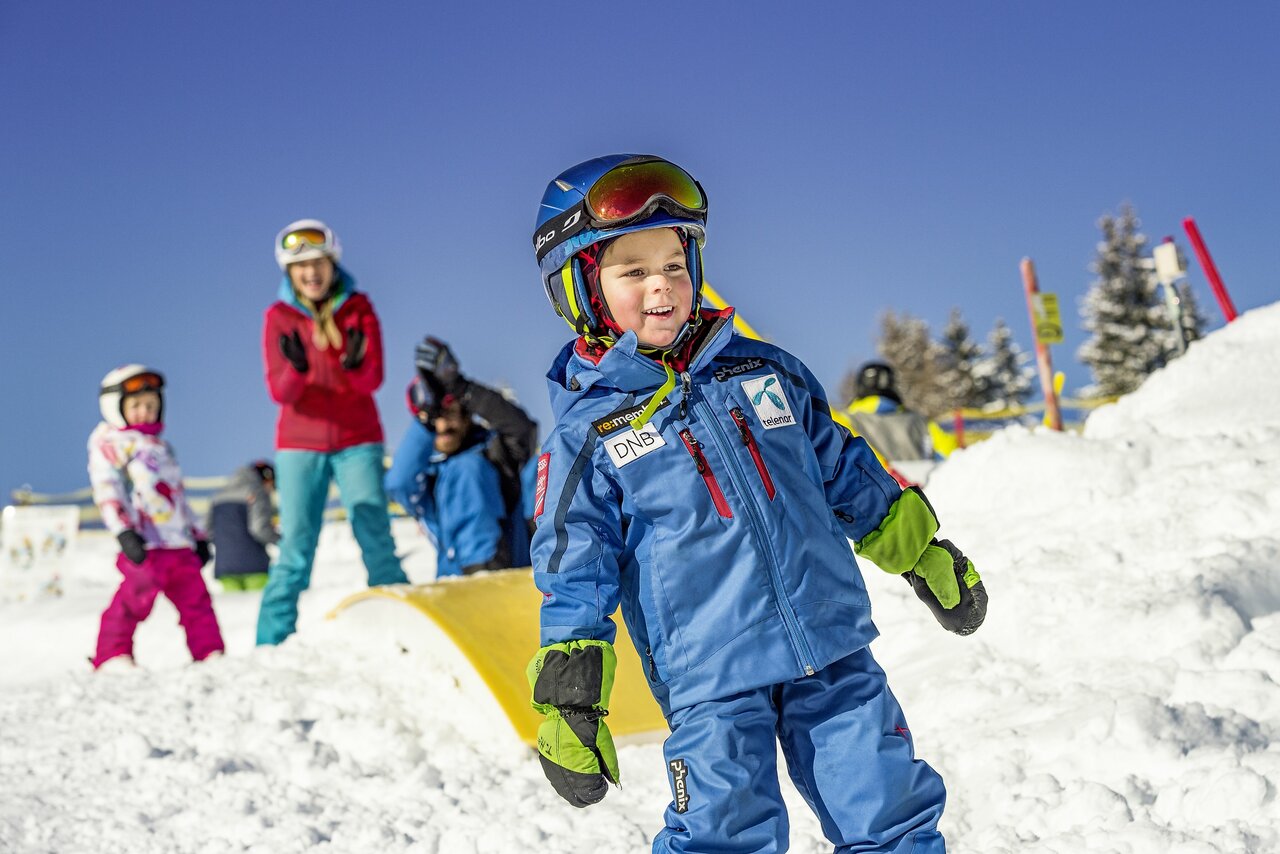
[256,219,407,645]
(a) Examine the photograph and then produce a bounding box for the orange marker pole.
[1021,258,1063,431]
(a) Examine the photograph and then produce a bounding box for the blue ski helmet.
[533,154,708,346]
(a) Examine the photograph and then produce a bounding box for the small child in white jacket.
[88,365,224,669]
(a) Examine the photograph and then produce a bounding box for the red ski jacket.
[262,282,386,452]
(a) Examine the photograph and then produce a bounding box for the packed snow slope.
[3,303,1279,853]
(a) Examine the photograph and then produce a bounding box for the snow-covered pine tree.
[1077,204,1171,396]
[874,311,950,417]
[936,308,982,412]
[972,318,1034,411]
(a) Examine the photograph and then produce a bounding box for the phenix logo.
[713,358,765,382]
[669,759,691,813]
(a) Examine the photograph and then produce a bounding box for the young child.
[88,365,225,669]
[207,460,279,591]
[525,155,988,852]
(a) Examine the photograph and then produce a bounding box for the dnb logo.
[603,420,665,468]
[668,758,691,813]
[741,373,796,429]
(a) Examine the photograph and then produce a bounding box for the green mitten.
[905,538,988,635]
[855,487,988,634]
[527,640,620,807]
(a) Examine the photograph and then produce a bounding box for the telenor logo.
[741,373,796,430]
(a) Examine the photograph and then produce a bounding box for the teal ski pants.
[256,443,406,645]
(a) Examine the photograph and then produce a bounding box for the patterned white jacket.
[87,422,204,549]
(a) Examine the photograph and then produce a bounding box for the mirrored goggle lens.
[121,372,164,393]
[280,228,329,252]
[586,160,705,223]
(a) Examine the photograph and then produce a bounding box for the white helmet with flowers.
[274,218,343,270]
[98,365,165,428]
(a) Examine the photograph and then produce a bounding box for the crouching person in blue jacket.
[385,337,537,577]
[525,155,988,853]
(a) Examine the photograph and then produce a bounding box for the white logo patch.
[741,373,796,429]
[604,420,667,468]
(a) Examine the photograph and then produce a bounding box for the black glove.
[341,327,367,371]
[414,336,462,392]
[117,530,147,565]
[904,538,988,636]
[194,539,212,566]
[279,330,309,373]
[408,376,443,424]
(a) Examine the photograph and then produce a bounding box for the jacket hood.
[275,266,357,314]
[545,307,737,420]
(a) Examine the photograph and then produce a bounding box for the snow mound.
[2,303,1279,852]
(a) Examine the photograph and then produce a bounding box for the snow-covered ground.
[3,304,1279,853]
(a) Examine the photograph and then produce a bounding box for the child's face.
[288,257,336,302]
[121,392,161,426]
[598,229,693,349]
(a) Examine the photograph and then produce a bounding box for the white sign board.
[1,505,80,599]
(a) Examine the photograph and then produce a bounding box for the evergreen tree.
[1077,204,1171,396]
[936,308,983,411]
[874,311,951,418]
[972,318,1034,411]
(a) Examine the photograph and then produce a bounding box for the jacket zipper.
[678,429,732,519]
[699,399,815,675]
[730,407,776,500]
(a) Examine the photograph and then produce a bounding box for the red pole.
[1020,258,1063,431]
[1182,217,1238,323]
[952,409,966,449]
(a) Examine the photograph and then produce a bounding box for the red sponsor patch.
[533,452,551,519]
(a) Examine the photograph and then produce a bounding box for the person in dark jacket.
[207,461,278,591]
[385,337,538,577]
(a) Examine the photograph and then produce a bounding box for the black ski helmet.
[855,362,900,402]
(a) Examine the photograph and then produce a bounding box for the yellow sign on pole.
[1031,292,1064,344]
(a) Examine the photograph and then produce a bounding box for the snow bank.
[3,304,1279,852]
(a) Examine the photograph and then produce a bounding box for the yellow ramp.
[327,569,667,746]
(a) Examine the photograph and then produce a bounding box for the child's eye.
[665,263,687,274]
[624,268,646,278]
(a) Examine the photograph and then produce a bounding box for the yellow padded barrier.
[326,568,667,746]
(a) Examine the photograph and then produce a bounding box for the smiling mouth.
[643,306,674,318]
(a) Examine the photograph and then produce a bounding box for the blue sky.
[3,1,1277,494]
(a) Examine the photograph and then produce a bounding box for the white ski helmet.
[274,218,342,270]
[99,365,165,428]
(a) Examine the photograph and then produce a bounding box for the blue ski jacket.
[532,310,905,714]
[386,423,507,577]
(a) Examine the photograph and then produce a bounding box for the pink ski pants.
[93,547,225,667]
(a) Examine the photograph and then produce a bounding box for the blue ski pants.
[653,647,946,854]
[256,443,406,645]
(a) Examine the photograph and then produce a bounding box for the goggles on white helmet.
[99,365,165,428]
[274,219,342,270]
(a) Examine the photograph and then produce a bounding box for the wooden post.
[1021,258,1063,431]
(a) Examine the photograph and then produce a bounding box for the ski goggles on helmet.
[279,227,332,256]
[104,371,165,396]
[533,157,707,263]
